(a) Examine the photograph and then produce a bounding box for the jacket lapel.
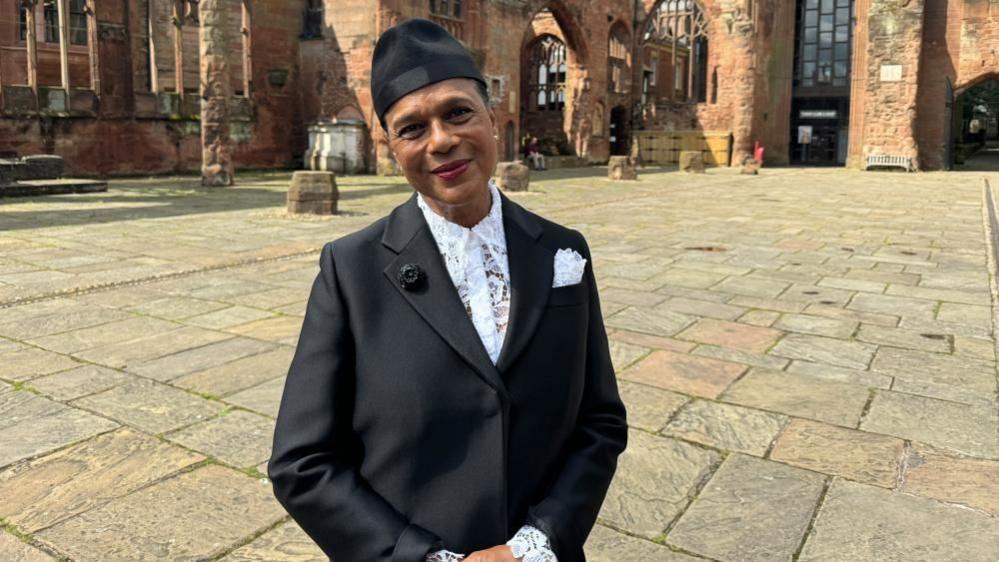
[496,194,552,374]
[382,195,507,396]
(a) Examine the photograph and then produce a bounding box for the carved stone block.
[679,151,706,173]
[493,161,530,192]
[287,171,338,215]
[608,156,638,180]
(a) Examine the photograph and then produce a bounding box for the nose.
[427,118,457,154]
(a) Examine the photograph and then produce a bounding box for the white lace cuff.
[425,550,465,562]
[507,525,558,561]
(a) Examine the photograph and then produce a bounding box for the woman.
[269,19,627,562]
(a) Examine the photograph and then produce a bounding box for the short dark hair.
[381,78,491,133]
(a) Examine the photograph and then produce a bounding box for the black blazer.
[268,192,628,562]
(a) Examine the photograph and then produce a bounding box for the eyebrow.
[389,93,476,129]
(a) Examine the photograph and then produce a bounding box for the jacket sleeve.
[268,242,441,562]
[526,235,628,558]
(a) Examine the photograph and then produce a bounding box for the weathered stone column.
[199,0,234,186]
[724,2,757,166]
[172,0,187,94]
[20,0,38,94]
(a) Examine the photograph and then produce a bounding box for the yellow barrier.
[632,130,733,166]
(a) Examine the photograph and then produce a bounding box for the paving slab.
[870,347,996,406]
[599,429,719,538]
[663,399,787,456]
[36,465,285,562]
[0,428,203,532]
[166,410,274,468]
[227,315,303,345]
[900,444,999,516]
[798,479,999,562]
[72,325,231,369]
[770,418,904,487]
[676,318,783,353]
[768,333,876,370]
[855,323,952,353]
[0,531,55,562]
[27,365,134,401]
[722,369,870,427]
[71,378,223,434]
[0,346,81,382]
[173,346,294,397]
[127,296,231,319]
[617,380,688,433]
[608,340,650,372]
[26,315,180,354]
[127,336,276,382]
[785,360,893,389]
[655,297,746,321]
[620,350,747,399]
[773,313,857,338]
[609,330,696,353]
[224,376,288,418]
[668,454,825,562]
[584,524,700,561]
[690,344,790,370]
[861,391,998,458]
[605,307,696,337]
[221,519,325,561]
[738,309,780,327]
[0,387,119,468]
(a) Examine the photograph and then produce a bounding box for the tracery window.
[527,34,566,111]
[644,0,709,103]
[608,23,630,94]
[430,0,462,18]
[429,0,464,40]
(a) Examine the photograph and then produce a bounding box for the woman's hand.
[464,545,520,562]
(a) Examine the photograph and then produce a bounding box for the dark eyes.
[396,106,474,139]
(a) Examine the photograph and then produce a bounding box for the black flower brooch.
[397,263,425,290]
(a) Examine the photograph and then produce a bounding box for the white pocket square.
[553,248,587,288]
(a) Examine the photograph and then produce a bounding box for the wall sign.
[798,125,813,144]
[880,64,903,82]
[800,110,837,119]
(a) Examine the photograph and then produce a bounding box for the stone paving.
[1,164,998,561]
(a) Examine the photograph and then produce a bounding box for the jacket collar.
[380,190,552,387]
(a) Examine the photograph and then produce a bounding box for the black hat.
[371,19,486,125]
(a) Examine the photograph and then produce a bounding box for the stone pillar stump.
[493,161,530,192]
[288,171,339,215]
[679,151,706,174]
[608,156,637,180]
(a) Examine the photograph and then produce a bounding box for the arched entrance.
[519,3,588,158]
[952,74,999,167]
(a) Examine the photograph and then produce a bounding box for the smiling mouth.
[431,159,471,180]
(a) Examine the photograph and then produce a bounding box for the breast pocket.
[547,281,587,307]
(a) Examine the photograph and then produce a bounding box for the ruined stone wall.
[0,0,307,175]
[852,0,926,168]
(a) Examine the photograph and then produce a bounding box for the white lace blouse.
[417,181,557,561]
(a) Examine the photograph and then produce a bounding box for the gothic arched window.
[644,0,709,103]
[527,34,566,111]
[608,22,630,94]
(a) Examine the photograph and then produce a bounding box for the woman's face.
[384,78,498,211]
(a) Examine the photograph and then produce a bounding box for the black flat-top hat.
[371,18,486,126]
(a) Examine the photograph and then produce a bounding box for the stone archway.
[952,73,999,166]
[519,2,589,158]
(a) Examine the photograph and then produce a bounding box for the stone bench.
[287,171,339,215]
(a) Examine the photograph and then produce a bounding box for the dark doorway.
[789,0,854,166]
[790,97,850,165]
[609,105,628,156]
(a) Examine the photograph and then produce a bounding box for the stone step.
[1,179,108,197]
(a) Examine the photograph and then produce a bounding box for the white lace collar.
[416,180,511,364]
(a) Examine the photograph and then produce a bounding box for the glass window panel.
[805,27,817,43]
[836,7,849,22]
[818,65,833,83]
[819,49,832,63]
[807,0,819,8]
[805,10,818,26]
[803,62,816,79]
[837,0,850,7]
[538,64,547,84]
[803,44,817,62]
[835,61,848,77]
[538,91,547,107]
[820,32,833,47]
[802,77,815,87]
[834,43,848,60]
[820,15,833,31]
[821,0,835,14]
[835,25,849,42]
[833,77,847,87]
